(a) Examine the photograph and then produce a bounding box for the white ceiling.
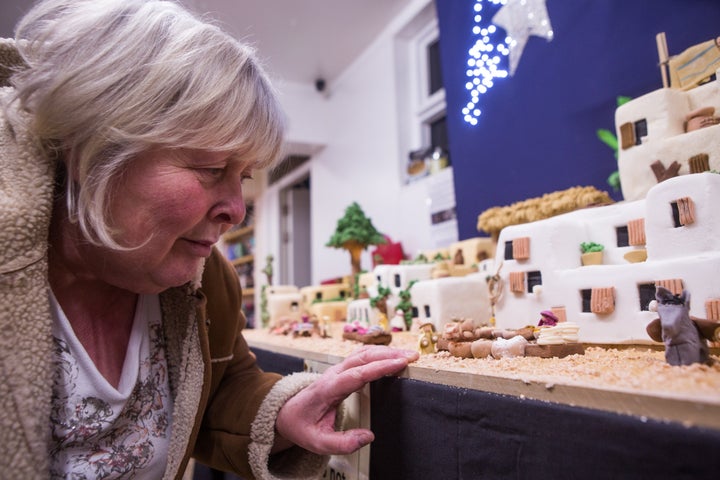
[0,0,413,86]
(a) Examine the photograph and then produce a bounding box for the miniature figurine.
[486,262,504,327]
[390,309,407,332]
[292,314,321,338]
[537,310,559,327]
[417,323,438,355]
[319,315,331,338]
[376,311,389,332]
[453,248,465,265]
[491,336,528,359]
[646,286,717,366]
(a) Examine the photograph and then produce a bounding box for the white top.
[49,291,173,479]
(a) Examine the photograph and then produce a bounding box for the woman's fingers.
[318,347,418,403]
[328,345,418,374]
[275,346,419,456]
[306,428,375,456]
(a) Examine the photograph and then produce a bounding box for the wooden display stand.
[246,331,720,479]
[244,330,720,430]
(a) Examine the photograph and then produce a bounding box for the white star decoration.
[492,0,554,76]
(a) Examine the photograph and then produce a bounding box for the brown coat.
[0,38,325,479]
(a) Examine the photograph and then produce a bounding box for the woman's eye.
[198,167,225,179]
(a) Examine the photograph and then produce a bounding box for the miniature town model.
[486,60,720,346]
[258,45,720,361]
[492,172,720,344]
[241,37,720,439]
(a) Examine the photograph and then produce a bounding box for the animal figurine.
[646,287,718,366]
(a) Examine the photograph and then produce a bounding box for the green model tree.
[326,202,386,275]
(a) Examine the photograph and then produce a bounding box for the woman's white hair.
[10,0,286,248]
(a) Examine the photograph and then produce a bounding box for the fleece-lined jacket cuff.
[248,372,328,480]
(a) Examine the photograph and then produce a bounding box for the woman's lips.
[182,238,216,256]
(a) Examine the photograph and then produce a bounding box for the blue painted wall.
[436,0,720,239]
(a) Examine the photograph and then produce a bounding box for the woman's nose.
[211,182,246,226]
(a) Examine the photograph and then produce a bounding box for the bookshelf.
[221,203,256,327]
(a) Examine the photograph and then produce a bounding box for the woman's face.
[87,148,253,293]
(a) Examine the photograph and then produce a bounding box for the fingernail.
[356,431,374,446]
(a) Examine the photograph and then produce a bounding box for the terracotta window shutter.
[550,306,567,323]
[619,122,635,150]
[676,197,695,226]
[656,278,684,296]
[627,218,646,246]
[512,237,530,260]
[688,153,710,173]
[509,271,525,293]
[706,299,720,321]
[590,287,615,314]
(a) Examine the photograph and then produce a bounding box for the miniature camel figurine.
[646,286,718,366]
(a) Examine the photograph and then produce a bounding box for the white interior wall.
[255,0,437,285]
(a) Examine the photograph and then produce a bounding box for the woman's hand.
[274,345,418,455]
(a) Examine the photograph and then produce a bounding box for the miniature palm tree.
[396,280,417,329]
[370,285,392,315]
[597,95,632,191]
[326,202,386,275]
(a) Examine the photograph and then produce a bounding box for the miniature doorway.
[279,174,312,288]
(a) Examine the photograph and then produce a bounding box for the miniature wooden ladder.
[656,32,670,88]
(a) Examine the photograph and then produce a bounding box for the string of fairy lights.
[462,0,511,126]
[462,0,554,126]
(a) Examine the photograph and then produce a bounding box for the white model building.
[616,67,720,201]
[265,285,303,327]
[493,172,720,344]
[372,263,435,297]
[409,273,491,332]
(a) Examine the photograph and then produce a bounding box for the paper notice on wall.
[427,167,458,249]
[305,359,370,480]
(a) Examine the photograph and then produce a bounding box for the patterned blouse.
[49,292,173,479]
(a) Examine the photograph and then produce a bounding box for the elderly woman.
[0,0,417,478]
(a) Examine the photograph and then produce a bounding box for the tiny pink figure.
[538,310,559,327]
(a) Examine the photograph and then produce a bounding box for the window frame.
[394,0,448,184]
[637,282,656,311]
[526,270,542,293]
[616,225,629,247]
[415,20,446,134]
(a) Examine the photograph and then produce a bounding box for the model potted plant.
[580,242,604,265]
